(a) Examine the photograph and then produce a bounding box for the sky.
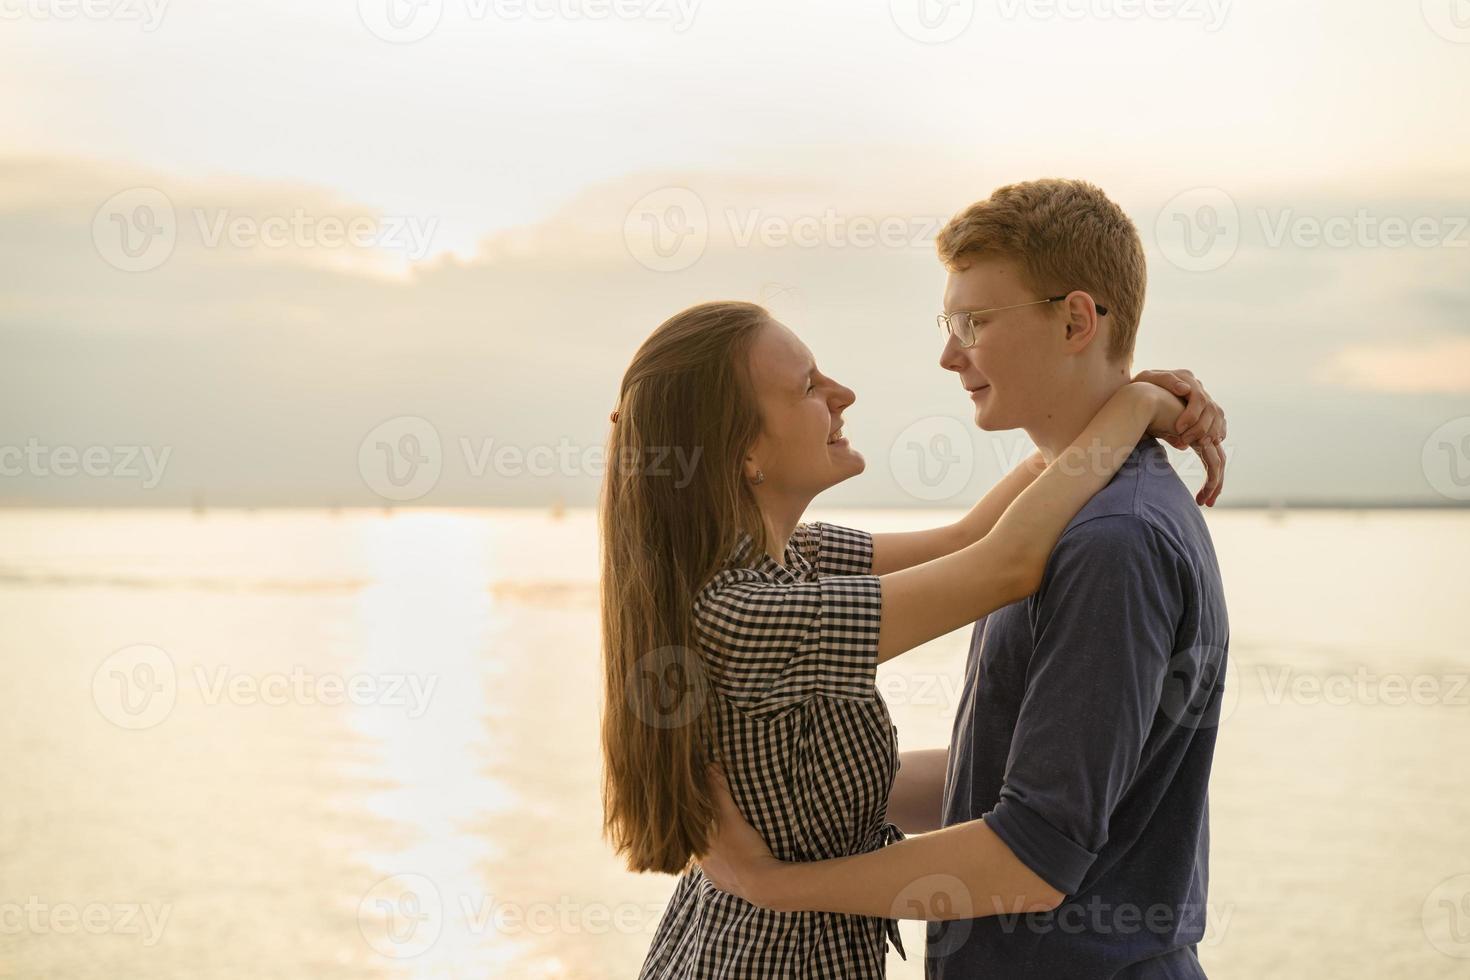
[2,0,1468,507]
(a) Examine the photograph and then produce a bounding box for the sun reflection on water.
[347,512,526,977]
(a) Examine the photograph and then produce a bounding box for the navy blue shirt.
[929,438,1229,979]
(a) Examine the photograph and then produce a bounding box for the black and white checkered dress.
[638,521,906,979]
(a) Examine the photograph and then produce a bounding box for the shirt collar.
[727,529,811,583]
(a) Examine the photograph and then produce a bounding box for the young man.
[917,178,1230,977]
[699,179,1231,978]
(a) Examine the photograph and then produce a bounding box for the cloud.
[2,154,1467,507]
[1317,336,1470,394]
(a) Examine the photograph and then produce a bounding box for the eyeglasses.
[937,295,1109,349]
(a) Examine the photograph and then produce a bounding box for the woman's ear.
[742,454,763,484]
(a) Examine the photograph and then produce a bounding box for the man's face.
[938,254,1070,432]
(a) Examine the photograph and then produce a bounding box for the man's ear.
[1060,291,1103,353]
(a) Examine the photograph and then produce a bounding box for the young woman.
[600,301,1224,978]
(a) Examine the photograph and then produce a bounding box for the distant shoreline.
[0,500,1465,512]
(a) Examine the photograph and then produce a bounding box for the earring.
[751,469,765,485]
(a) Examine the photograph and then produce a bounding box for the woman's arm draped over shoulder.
[873,381,1175,663]
[868,367,1227,576]
[869,451,1046,576]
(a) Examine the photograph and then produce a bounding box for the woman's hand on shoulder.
[1132,368,1227,507]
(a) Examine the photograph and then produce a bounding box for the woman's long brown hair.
[600,301,770,874]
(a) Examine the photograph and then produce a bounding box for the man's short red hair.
[936,179,1147,362]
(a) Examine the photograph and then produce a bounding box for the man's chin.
[974,407,1023,433]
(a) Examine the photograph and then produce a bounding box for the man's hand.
[697,767,784,909]
[1132,368,1227,507]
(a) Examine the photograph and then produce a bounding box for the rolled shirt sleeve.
[790,521,876,577]
[983,515,1190,894]
[694,567,883,713]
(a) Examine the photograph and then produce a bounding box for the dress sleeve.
[789,521,875,576]
[693,568,883,713]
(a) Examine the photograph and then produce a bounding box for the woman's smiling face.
[743,319,864,499]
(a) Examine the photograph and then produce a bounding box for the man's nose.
[938,332,964,371]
